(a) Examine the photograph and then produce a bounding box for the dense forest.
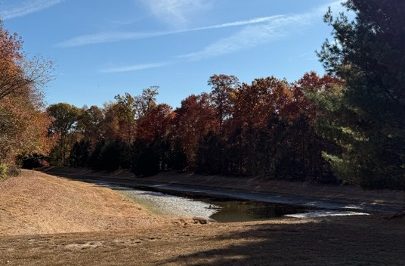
[1,0,404,190]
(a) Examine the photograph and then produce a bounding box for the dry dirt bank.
[0,170,165,236]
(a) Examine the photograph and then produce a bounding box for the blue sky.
[1,0,343,107]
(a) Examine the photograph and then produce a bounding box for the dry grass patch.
[0,170,164,236]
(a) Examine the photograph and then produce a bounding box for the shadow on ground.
[158,217,405,265]
[1,216,404,265]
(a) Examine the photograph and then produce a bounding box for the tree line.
[1,0,404,189]
[44,74,340,184]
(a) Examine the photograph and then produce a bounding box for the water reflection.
[207,200,308,222]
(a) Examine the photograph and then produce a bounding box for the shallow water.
[285,210,370,219]
[206,199,308,222]
[120,188,310,222]
[113,185,369,222]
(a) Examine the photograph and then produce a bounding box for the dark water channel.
[203,199,309,222]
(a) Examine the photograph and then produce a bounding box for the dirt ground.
[0,170,404,265]
[0,216,404,265]
[0,170,164,236]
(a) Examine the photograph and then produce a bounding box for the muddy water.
[205,199,309,222]
[119,188,310,222]
[111,184,369,222]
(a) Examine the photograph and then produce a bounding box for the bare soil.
[0,170,164,236]
[1,170,404,265]
[0,216,404,265]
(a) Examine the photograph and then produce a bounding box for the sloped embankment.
[0,170,164,236]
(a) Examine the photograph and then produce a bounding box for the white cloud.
[58,32,158,48]
[140,0,211,26]
[179,0,344,61]
[100,0,345,73]
[0,0,63,20]
[179,14,309,61]
[101,62,171,73]
[57,15,285,48]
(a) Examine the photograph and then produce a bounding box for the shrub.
[0,163,8,179]
[18,154,49,169]
[7,165,21,177]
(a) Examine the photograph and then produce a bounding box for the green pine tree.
[318,0,405,189]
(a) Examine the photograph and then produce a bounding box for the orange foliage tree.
[0,22,53,166]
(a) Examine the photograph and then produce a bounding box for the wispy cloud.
[140,0,211,26]
[101,62,171,73]
[179,15,309,61]
[98,15,309,73]
[101,0,344,73]
[59,32,158,48]
[57,15,285,48]
[179,1,344,61]
[0,0,63,20]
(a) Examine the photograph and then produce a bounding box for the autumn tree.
[101,88,158,143]
[229,77,293,176]
[0,89,53,164]
[132,104,174,174]
[0,22,51,101]
[76,105,104,144]
[102,93,137,143]
[134,86,159,118]
[137,103,173,141]
[290,73,344,183]
[47,103,81,165]
[208,74,239,131]
[0,22,52,169]
[173,94,217,167]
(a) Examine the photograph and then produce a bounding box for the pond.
[104,183,369,223]
[119,188,312,222]
[206,199,309,222]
